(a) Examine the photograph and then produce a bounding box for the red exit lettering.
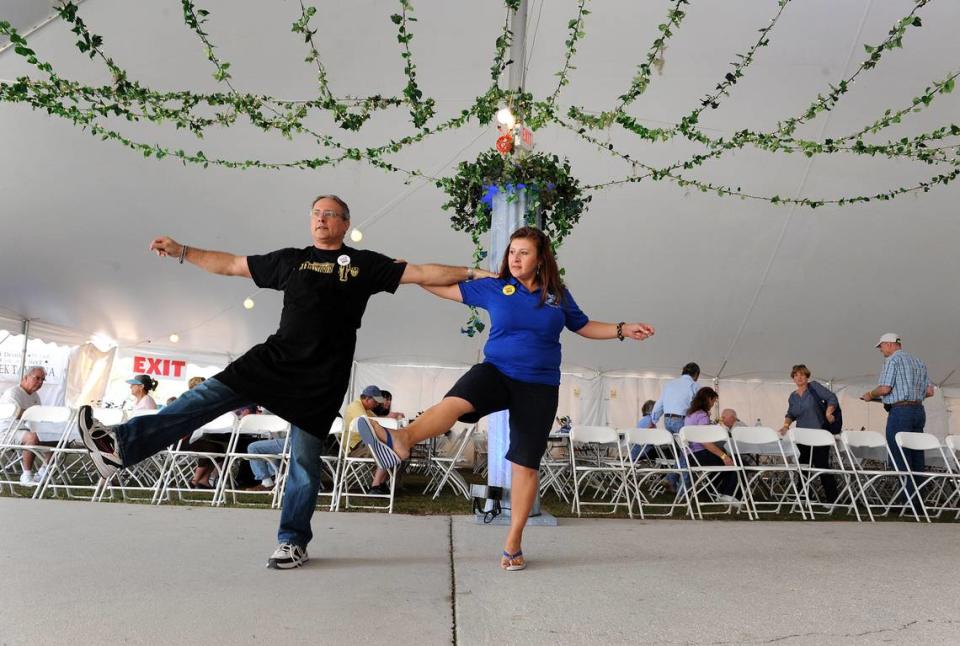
[131,356,188,378]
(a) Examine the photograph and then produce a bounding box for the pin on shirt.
[338,254,352,282]
[502,285,516,296]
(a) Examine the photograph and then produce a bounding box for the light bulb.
[90,332,115,351]
[169,333,180,343]
[350,228,363,242]
[496,107,516,130]
[243,297,255,310]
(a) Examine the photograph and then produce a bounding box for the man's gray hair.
[311,194,350,220]
[24,365,46,377]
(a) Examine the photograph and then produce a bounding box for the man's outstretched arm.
[399,263,495,286]
[150,236,251,278]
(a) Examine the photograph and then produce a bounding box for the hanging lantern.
[496,133,514,155]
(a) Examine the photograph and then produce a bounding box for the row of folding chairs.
[564,424,960,523]
[0,404,293,507]
[1,403,480,515]
[326,417,477,514]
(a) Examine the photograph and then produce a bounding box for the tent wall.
[348,360,954,439]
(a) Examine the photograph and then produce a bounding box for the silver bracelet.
[466,267,475,280]
[178,245,188,264]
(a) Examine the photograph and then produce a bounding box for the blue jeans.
[663,416,689,489]
[277,427,327,547]
[116,378,248,465]
[113,377,326,549]
[885,404,926,505]
[248,438,284,481]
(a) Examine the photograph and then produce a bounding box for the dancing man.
[78,194,494,569]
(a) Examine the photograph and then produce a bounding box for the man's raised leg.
[79,377,247,478]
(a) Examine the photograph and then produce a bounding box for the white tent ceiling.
[2,0,959,384]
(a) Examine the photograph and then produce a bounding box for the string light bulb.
[169,333,180,343]
[90,332,116,351]
[350,228,363,242]
[243,297,255,310]
[496,107,516,130]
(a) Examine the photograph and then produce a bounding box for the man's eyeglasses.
[311,209,347,221]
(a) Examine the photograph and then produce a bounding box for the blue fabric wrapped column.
[485,186,541,516]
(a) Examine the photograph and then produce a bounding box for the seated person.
[684,387,738,503]
[0,366,49,485]
[372,390,405,420]
[718,408,743,432]
[343,385,393,494]
[126,374,159,411]
[629,399,657,461]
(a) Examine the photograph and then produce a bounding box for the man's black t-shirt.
[215,244,406,436]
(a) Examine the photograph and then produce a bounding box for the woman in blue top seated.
[358,227,654,571]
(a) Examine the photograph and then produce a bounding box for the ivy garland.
[438,149,590,336]
[0,0,957,283]
[1,0,954,206]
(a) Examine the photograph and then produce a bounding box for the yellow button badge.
[502,285,516,296]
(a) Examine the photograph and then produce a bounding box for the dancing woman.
[358,226,654,571]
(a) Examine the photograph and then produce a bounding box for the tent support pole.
[18,319,30,381]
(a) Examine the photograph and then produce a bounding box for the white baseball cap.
[875,333,901,347]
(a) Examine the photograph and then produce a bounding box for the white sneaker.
[78,405,123,479]
[33,465,49,483]
[717,494,741,505]
[19,471,35,486]
[266,543,309,570]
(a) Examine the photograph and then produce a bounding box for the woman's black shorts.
[444,362,559,469]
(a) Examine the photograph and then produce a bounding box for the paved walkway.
[1,498,957,645]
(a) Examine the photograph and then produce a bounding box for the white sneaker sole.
[78,408,122,480]
[266,554,309,570]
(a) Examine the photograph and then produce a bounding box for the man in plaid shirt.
[861,333,935,476]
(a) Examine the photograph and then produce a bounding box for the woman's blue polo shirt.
[458,277,589,386]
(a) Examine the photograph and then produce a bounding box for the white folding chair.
[569,425,631,517]
[215,414,290,508]
[0,402,18,440]
[840,430,910,522]
[0,402,24,492]
[0,405,75,498]
[729,426,806,520]
[945,436,960,520]
[677,425,748,519]
[317,417,345,511]
[622,427,693,519]
[335,417,398,513]
[787,428,861,520]
[539,432,573,503]
[39,407,124,501]
[155,411,237,505]
[895,432,960,523]
[423,422,475,499]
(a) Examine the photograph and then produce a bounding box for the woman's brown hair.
[687,386,719,416]
[497,226,565,306]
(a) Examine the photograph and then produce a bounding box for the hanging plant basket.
[437,149,591,336]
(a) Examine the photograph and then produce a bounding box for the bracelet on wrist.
[616,321,625,341]
[466,267,475,280]
[178,245,188,264]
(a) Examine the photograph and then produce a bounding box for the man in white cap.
[860,333,935,489]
